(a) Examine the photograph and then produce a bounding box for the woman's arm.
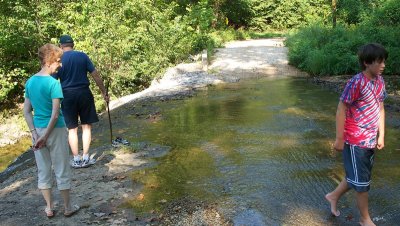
[23,98,39,147]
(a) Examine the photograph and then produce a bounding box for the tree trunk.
[332,0,337,28]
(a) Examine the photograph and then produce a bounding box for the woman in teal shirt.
[24,43,79,218]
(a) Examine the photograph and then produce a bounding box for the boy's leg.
[342,144,375,224]
[357,191,375,226]
[325,178,349,216]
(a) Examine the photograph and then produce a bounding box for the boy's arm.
[377,102,385,150]
[334,101,347,151]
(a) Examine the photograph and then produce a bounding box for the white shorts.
[34,127,71,190]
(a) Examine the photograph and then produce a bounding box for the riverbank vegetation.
[0,0,329,112]
[1,0,399,117]
[285,0,400,92]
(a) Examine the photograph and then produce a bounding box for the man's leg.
[325,178,349,216]
[68,127,79,156]
[81,124,92,156]
[357,191,375,226]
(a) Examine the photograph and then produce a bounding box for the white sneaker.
[81,158,96,168]
[70,159,82,168]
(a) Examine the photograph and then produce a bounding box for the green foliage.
[5,0,395,111]
[220,0,253,28]
[0,0,221,109]
[286,24,363,76]
[0,68,29,109]
[364,0,400,26]
[336,0,368,25]
[0,0,63,109]
[185,0,216,32]
[250,0,331,30]
[286,0,399,76]
[286,1,400,77]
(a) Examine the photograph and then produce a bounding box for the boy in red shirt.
[325,43,388,226]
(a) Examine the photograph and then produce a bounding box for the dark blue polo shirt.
[53,50,95,91]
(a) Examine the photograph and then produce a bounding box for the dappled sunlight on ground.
[0,177,34,199]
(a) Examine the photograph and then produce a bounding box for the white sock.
[83,154,89,161]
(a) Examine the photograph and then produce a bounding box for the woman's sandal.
[45,207,55,218]
[64,204,80,217]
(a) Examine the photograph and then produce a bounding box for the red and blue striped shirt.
[340,73,386,148]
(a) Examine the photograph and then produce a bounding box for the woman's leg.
[40,188,53,210]
[60,189,71,210]
[34,128,54,210]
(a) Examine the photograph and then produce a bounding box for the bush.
[0,68,29,109]
[250,0,330,30]
[366,0,400,26]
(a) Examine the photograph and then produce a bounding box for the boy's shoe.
[81,158,96,168]
[70,159,82,168]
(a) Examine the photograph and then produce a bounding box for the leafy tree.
[250,0,331,30]
[220,0,253,28]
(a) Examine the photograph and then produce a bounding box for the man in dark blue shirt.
[53,35,109,168]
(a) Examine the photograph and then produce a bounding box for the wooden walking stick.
[106,79,113,145]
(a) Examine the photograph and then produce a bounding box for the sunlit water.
[108,77,400,225]
[0,138,31,172]
[2,77,400,225]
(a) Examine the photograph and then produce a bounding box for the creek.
[1,77,399,225]
[110,77,400,225]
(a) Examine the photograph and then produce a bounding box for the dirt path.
[0,39,315,226]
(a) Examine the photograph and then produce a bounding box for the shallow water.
[1,77,400,225]
[0,137,31,172]
[120,77,400,225]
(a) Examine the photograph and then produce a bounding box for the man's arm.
[334,101,347,151]
[377,102,385,150]
[90,69,109,102]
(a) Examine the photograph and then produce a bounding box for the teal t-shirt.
[24,75,66,128]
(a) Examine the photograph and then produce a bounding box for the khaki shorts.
[34,127,71,190]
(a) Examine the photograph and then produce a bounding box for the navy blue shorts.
[342,143,375,192]
[61,88,99,129]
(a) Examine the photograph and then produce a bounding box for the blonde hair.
[38,44,63,66]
